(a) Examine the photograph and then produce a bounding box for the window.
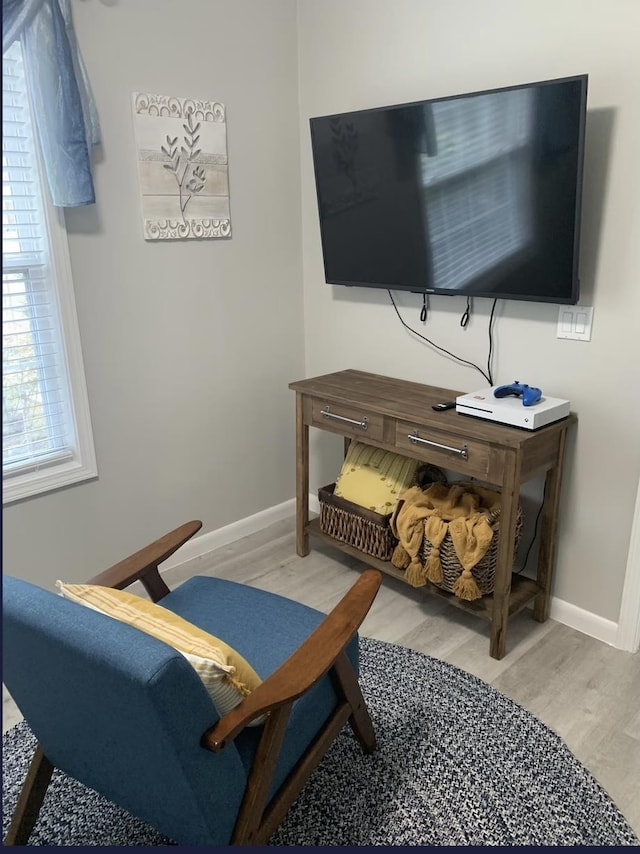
[2,40,97,504]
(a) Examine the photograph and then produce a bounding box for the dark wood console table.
[289,369,576,659]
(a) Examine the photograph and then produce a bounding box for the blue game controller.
[493,381,542,406]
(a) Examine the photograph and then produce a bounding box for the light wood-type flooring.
[3,516,639,838]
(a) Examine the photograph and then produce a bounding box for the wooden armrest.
[85,520,202,601]
[202,569,382,752]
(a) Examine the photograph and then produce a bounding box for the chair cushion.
[56,581,263,723]
[160,576,333,677]
[161,576,361,799]
[334,440,419,514]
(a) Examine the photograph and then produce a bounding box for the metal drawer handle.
[321,406,368,431]
[408,431,468,459]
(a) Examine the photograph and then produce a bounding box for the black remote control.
[432,401,456,411]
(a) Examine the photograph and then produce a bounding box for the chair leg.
[231,704,293,846]
[230,653,375,845]
[4,744,54,845]
[332,651,376,752]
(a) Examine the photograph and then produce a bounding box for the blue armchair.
[3,520,382,845]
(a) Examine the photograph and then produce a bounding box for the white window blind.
[2,39,97,503]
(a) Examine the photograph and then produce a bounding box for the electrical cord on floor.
[388,289,497,385]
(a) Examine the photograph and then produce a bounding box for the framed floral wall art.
[132,92,231,240]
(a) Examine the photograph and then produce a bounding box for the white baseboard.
[548,596,619,648]
[161,498,296,570]
[616,477,640,653]
[163,494,623,649]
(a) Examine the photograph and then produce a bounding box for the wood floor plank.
[579,730,640,832]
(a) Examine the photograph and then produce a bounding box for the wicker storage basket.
[420,484,523,597]
[318,483,397,561]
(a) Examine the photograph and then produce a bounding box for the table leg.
[295,392,310,557]
[489,450,521,659]
[533,428,568,622]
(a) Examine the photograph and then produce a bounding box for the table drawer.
[395,420,491,478]
[311,399,384,442]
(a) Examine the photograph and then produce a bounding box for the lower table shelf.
[307,517,540,621]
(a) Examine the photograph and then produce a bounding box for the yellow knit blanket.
[390,482,501,600]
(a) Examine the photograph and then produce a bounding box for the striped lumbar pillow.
[56,581,265,725]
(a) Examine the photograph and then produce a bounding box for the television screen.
[309,75,588,305]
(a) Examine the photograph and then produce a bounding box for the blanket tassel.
[391,543,411,570]
[405,558,427,587]
[452,568,482,601]
[424,548,443,584]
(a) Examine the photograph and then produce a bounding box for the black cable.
[388,290,493,385]
[514,504,542,576]
[420,292,429,323]
[460,296,471,328]
[514,477,548,575]
[486,298,498,386]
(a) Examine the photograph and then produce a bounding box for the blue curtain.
[3,0,101,206]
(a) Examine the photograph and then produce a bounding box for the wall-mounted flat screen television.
[309,75,588,305]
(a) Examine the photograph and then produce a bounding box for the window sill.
[3,456,98,505]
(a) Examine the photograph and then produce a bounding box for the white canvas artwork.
[132,92,231,240]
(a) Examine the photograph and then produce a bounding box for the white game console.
[455,386,571,430]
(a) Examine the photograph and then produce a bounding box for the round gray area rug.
[2,637,638,846]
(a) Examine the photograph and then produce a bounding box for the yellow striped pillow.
[334,442,419,515]
[56,582,264,725]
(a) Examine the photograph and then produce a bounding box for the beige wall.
[3,0,305,585]
[297,0,640,622]
[3,0,639,630]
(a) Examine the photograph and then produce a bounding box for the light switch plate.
[557,306,593,341]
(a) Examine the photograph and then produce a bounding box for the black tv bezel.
[309,74,588,306]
